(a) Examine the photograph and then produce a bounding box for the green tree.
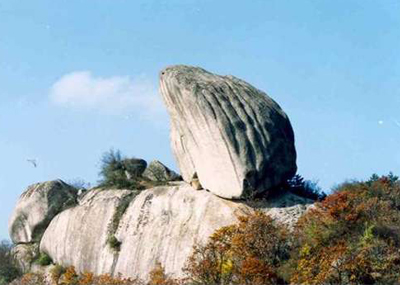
[0,240,20,284]
[98,149,145,189]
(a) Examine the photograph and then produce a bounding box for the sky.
[1,0,399,240]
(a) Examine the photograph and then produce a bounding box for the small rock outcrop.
[11,243,39,274]
[8,180,77,244]
[142,160,181,182]
[123,158,147,181]
[160,65,297,199]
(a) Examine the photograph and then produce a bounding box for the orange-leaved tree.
[290,173,400,284]
[184,211,290,284]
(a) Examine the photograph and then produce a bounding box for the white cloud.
[49,71,165,118]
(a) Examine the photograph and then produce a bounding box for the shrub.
[50,264,65,283]
[149,262,181,285]
[184,211,290,284]
[286,174,326,201]
[35,252,52,266]
[13,273,46,285]
[47,265,145,285]
[107,235,122,251]
[99,149,144,190]
[0,240,20,283]
[107,192,139,251]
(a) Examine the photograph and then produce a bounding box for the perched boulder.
[160,65,297,199]
[8,180,77,244]
[142,160,181,182]
[39,182,311,280]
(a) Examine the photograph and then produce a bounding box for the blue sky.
[1,0,399,240]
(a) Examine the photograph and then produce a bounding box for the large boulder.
[40,182,312,280]
[142,160,181,182]
[159,65,297,199]
[8,180,77,244]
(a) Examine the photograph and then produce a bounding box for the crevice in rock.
[106,191,139,251]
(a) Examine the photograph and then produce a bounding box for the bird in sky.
[27,159,37,168]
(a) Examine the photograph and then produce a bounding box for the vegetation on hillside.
[184,173,400,284]
[290,172,400,284]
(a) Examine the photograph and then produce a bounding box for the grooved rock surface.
[40,189,133,276]
[8,180,77,244]
[39,182,312,280]
[160,65,297,199]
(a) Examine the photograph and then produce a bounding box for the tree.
[286,174,326,201]
[185,212,290,284]
[0,240,20,284]
[290,173,400,284]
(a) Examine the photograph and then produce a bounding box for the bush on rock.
[99,149,146,190]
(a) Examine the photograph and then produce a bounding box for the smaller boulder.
[123,158,147,181]
[142,160,181,182]
[11,243,39,273]
[190,179,203,190]
[8,180,77,244]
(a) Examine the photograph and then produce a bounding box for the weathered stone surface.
[11,243,39,273]
[160,65,297,199]
[39,182,311,280]
[8,180,77,244]
[40,189,133,276]
[251,192,314,229]
[142,160,181,182]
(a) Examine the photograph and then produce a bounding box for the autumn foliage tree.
[290,173,400,284]
[184,211,290,284]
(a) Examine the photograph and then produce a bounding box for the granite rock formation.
[39,182,312,280]
[160,65,297,199]
[8,180,77,244]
